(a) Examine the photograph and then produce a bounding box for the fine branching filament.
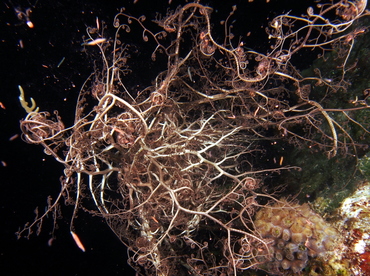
[18,1,370,275]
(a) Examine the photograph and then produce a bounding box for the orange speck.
[86,38,106,45]
[9,134,19,141]
[279,156,284,166]
[70,231,86,252]
[26,21,34,28]
[151,216,159,223]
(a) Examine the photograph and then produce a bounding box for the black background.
[0,1,314,275]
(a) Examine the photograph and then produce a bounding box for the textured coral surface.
[254,201,339,274]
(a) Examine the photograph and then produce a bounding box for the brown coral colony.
[254,201,339,274]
